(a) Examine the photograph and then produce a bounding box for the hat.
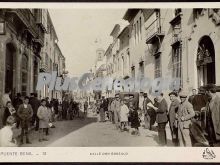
[169,91,178,97]
[179,90,189,98]
[204,84,216,90]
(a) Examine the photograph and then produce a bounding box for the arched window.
[21,54,28,96]
[197,36,215,86]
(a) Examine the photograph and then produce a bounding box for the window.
[155,55,161,78]
[139,61,144,75]
[140,17,142,40]
[21,54,28,96]
[118,58,120,71]
[45,53,49,66]
[131,66,135,78]
[134,24,136,45]
[137,20,139,42]
[172,45,182,86]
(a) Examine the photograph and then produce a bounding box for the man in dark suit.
[204,84,220,146]
[152,93,168,146]
[188,89,197,104]
[143,93,153,130]
[29,93,40,131]
[168,91,180,146]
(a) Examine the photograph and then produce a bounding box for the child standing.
[37,99,50,142]
[129,104,140,136]
[120,100,129,132]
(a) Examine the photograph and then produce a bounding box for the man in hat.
[168,91,180,146]
[177,90,195,146]
[152,92,168,146]
[111,93,121,129]
[203,84,220,146]
[143,93,153,130]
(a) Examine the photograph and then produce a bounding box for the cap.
[179,90,189,98]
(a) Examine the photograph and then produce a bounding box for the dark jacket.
[143,97,153,114]
[205,95,220,140]
[156,98,168,124]
[169,98,180,131]
[13,97,23,111]
[17,104,33,121]
[29,97,40,115]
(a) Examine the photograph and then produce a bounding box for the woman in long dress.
[99,100,105,122]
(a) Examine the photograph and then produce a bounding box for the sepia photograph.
[0,4,220,161]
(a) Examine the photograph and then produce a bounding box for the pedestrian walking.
[58,102,62,121]
[110,98,115,124]
[53,99,59,121]
[108,98,113,122]
[177,90,195,147]
[151,93,168,146]
[130,104,140,136]
[62,98,69,120]
[111,94,121,129]
[0,116,17,147]
[99,99,105,122]
[17,96,33,144]
[29,93,40,131]
[143,93,153,130]
[84,100,89,118]
[168,91,180,146]
[37,99,50,142]
[119,100,129,131]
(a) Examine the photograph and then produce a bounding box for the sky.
[49,9,128,77]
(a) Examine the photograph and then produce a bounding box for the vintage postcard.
[0,2,220,162]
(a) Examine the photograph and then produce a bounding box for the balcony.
[6,9,46,47]
[170,12,182,26]
[145,18,165,44]
[39,63,48,72]
[171,27,182,47]
[33,26,44,46]
[7,9,38,37]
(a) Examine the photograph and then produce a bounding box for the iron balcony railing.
[145,17,165,42]
[171,26,182,46]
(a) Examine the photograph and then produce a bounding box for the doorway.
[5,43,16,96]
[197,36,216,87]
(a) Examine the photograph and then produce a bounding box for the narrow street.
[20,110,173,147]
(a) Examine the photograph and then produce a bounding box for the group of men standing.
[104,83,220,147]
[140,83,220,147]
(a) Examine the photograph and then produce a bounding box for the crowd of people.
[0,83,219,147]
[95,83,220,147]
[0,89,84,147]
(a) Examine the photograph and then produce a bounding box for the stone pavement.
[13,109,174,147]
